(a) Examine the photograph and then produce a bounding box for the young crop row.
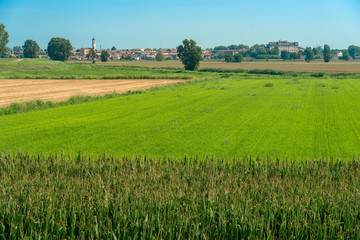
[1,152,360,239]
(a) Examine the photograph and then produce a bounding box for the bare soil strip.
[0,79,186,108]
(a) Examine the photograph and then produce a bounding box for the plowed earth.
[0,79,185,107]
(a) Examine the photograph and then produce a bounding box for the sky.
[0,0,359,50]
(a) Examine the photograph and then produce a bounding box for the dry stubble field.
[0,79,185,107]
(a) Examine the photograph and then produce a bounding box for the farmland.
[0,79,186,107]
[2,59,360,238]
[0,59,203,80]
[1,153,359,239]
[1,74,360,159]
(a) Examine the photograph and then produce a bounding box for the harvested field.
[0,79,185,107]
[84,60,360,73]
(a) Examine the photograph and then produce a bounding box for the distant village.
[6,39,358,61]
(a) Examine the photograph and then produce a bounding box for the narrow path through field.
[0,79,186,107]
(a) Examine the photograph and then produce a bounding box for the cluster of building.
[69,39,305,61]
[268,41,303,53]
[7,39,358,60]
[65,37,178,61]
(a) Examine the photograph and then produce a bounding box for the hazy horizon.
[1,0,359,50]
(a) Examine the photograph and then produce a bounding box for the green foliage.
[91,48,97,63]
[47,37,72,61]
[213,45,227,51]
[304,47,315,62]
[348,45,360,59]
[251,44,266,49]
[0,47,11,58]
[227,44,238,49]
[323,44,331,63]
[0,24,9,55]
[224,53,234,62]
[155,51,164,61]
[23,39,40,58]
[1,153,360,239]
[214,52,225,59]
[312,47,319,55]
[269,46,279,55]
[12,46,22,52]
[311,72,325,78]
[0,100,56,115]
[100,50,110,62]
[340,50,351,61]
[237,44,249,49]
[289,52,300,60]
[264,82,274,87]
[225,53,243,63]
[254,54,280,60]
[3,77,360,159]
[233,53,243,62]
[281,51,290,61]
[177,39,203,71]
[111,46,116,51]
[0,91,146,116]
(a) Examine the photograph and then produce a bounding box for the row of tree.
[1,23,360,70]
[225,53,243,63]
[0,24,112,62]
[0,23,201,69]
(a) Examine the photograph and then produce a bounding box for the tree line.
[211,43,360,62]
[1,23,360,70]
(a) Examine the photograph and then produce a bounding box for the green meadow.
[0,58,199,79]
[1,76,360,160]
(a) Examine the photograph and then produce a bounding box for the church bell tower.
[92,37,96,51]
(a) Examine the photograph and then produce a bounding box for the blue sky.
[0,0,359,50]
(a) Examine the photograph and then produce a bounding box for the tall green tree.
[323,44,331,63]
[13,46,22,52]
[214,46,227,51]
[340,50,350,61]
[111,46,117,51]
[47,37,72,61]
[281,51,290,61]
[0,24,9,55]
[177,39,202,71]
[348,45,360,59]
[90,48,97,63]
[312,47,319,56]
[23,40,40,58]
[289,52,300,60]
[0,46,11,58]
[233,53,243,62]
[228,45,238,50]
[304,47,314,62]
[238,44,249,49]
[224,53,234,62]
[100,50,110,62]
[155,51,164,61]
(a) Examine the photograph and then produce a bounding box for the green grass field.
[1,76,360,159]
[2,59,360,238]
[0,59,200,79]
[1,58,359,80]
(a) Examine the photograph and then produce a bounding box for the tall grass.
[0,152,360,239]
